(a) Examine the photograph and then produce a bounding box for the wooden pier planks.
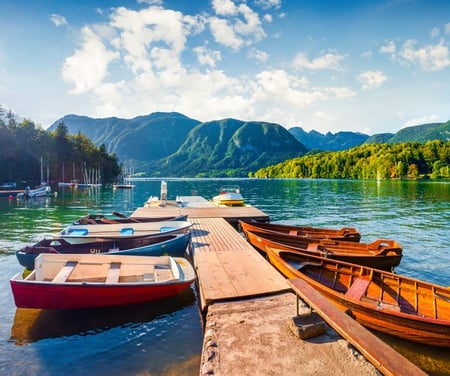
[191,217,290,310]
[133,204,269,223]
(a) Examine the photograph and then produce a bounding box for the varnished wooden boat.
[242,227,402,270]
[265,245,450,347]
[239,220,361,242]
[10,253,196,309]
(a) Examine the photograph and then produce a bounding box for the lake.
[0,178,449,375]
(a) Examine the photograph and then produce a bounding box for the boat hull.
[266,247,450,347]
[239,220,361,242]
[58,220,192,243]
[244,229,402,270]
[10,279,193,309]
[16,232,192,270]
[10,254,196,309]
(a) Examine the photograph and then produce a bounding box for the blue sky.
[1,0,450,135]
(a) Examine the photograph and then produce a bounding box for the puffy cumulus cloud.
[194,45,222,67]
[109,6,201,74]
[60,3,355,127]
[358,70,387,90]
[210,0,266,51]
[253,69,355,109]
[61,27,119,94]
[49,14,68,27]
[292,52,345,71]
[398,39,450,71]
[445,23,450,34]
[212,0,238,16]
[209,17,245,51]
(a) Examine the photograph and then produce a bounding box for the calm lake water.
[0,178,449,375]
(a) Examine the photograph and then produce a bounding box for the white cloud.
[399,39,450,71]
[209,17,244,51]
[255,0,282,9]
[379,40,396,54]
[292,52,345,71]
[247,48,269,63]
[209,0,266,50]
[194,45,222,67]
[212,0,238,16]
[358,70,387,90]
[61,27,119,94]
[49,14,68,27]
[403,114,441,127]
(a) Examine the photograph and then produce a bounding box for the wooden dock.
[132,198,428,376]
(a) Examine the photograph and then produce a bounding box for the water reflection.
[10,286,196,346]
[373,330,450,376]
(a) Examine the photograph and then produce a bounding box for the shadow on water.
[10,286,196,346]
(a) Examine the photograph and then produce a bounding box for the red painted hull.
[10,280,193,309]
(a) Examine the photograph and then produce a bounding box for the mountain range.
[44,113,449,177]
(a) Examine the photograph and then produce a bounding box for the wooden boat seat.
[106,262,121,283]
[345,278,371,300]
[155,268,174,282]
[52,261,78,283]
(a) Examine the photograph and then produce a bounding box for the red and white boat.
[10,253,196,310]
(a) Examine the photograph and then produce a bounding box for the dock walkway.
[132,198,425,376]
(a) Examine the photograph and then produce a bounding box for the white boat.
[16,183,51,200]
[57,220,193,243]
[212,186,246,207]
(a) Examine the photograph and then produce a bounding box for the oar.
[112,211,128,218]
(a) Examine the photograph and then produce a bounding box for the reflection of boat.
[265,246,450,347]
[58,180,78,188]
[113,184,135,189]
[212,186,245,207]
[10,253,197,309]
[16,232,192,270]
[244,228,402,270]
[58,220,193,243]
[16,183,51,200]
[73,212,188,225]
[10,287,196,345]
[239,220,361,242]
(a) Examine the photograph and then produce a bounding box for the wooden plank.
[191,218,290,310]
[345,278,371,300]
[106,262,121,284]
[52,261,77,283]
[288,278,427,376]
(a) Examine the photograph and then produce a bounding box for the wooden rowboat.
[243,227,402,270]
[10,253,196,310]
[239,220,361,242]
[16,232,191,270]
[265,246,450,347]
